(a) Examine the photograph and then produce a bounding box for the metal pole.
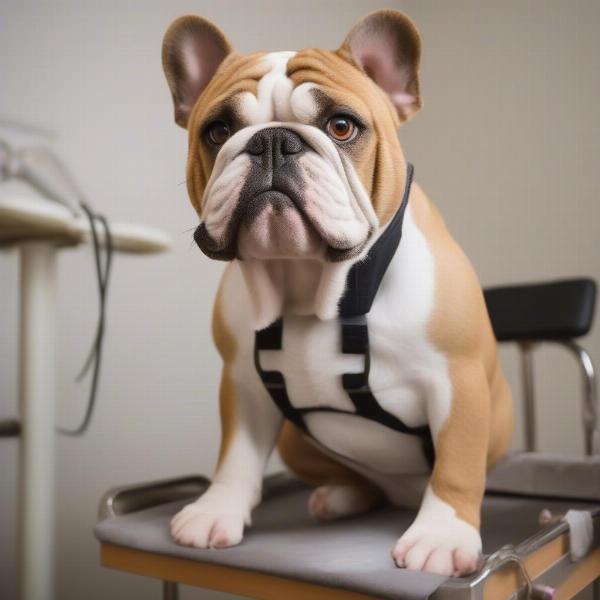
[18,242,57,600]
[162,581,179,600]
[519,342,537,452]
[562,340,598,456]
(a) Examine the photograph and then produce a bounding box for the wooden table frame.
[99,538,600,600]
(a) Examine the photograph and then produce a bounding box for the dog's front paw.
[170,483,250,549]
[391,504,482,576]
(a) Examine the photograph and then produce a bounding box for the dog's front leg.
[171,366,283,549]
[392,358,490,576]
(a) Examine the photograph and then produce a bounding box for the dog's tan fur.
[186,53,267,212]
[212,273,239,470]
[410,186,513,526]
[288,49,406,225]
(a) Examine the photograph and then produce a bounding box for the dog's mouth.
[194,188,308,260]
[194,188,368,262]
[243,190,298,222]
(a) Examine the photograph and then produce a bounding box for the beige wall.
[0,1,598,599]
[400,0,600,457]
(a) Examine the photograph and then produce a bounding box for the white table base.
[18,242,57,600]
[1,191,170,600]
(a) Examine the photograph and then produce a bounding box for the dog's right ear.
[162,16,233,129]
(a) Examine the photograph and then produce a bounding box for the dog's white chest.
[251,208,451,478]
[223,207,452,490]
[259,313,430,475]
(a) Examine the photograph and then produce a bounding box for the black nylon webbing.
[338,163,414,318]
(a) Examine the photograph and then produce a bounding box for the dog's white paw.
[308,484,380,521]
[391,489,482,576]
[391,521,481,576]
[170,483,250,549]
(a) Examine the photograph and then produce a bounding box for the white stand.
[18,242,58,600]
[1,192,171,600]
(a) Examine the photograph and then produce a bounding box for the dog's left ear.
[339,10,422,122]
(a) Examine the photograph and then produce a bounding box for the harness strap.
[254,320,307,432]
[338,163,414,318]
[254,162,435,468]
[339,316,435,466]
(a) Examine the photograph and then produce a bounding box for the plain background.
[1,1,598,598]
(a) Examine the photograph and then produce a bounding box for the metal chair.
[484,278,598,455]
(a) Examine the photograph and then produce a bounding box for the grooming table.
[95,452,600,600]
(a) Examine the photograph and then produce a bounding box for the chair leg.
[562,340,599,456]
[519,342,537,452]
[162,581,179,600]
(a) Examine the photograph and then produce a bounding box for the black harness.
[254,163,435,467]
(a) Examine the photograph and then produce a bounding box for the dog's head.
[162,10,421,264]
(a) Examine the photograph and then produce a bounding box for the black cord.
[74,206,112,380]
[58,203,113,436]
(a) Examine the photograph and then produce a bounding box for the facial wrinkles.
[287,49,405,224]
[197,120,378,258]
[299,152,369,248]
[239,51,296,124]
[190,52,296,213]
[195,49,401,258]
[186,53,268,211]
[203,155,251,242]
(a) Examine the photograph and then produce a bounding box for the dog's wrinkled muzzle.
[194,127,313,260]
[194,123,376,262]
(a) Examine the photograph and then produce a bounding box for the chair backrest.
[483,278,598,455]
[484,278,597,342]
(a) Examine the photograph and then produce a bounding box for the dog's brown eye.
[206,121,230,146]
[326,116,356,142]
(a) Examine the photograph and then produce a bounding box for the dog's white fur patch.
[222,205,450,495]
[392,486,482,576]
[201,154,252,244]
[239,51,296,123]
[253,207,451,486]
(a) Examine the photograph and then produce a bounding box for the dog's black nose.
[245,127,305,169]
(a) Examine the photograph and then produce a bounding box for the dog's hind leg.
[277,421,383,520]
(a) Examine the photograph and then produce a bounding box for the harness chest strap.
[253,163,435,467]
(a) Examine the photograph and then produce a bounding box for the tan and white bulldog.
[162,10,513,577]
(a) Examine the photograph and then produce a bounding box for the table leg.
[18,242,57,600]
[163,581,179,600]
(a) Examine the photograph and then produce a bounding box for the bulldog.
[162,9,513,577]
